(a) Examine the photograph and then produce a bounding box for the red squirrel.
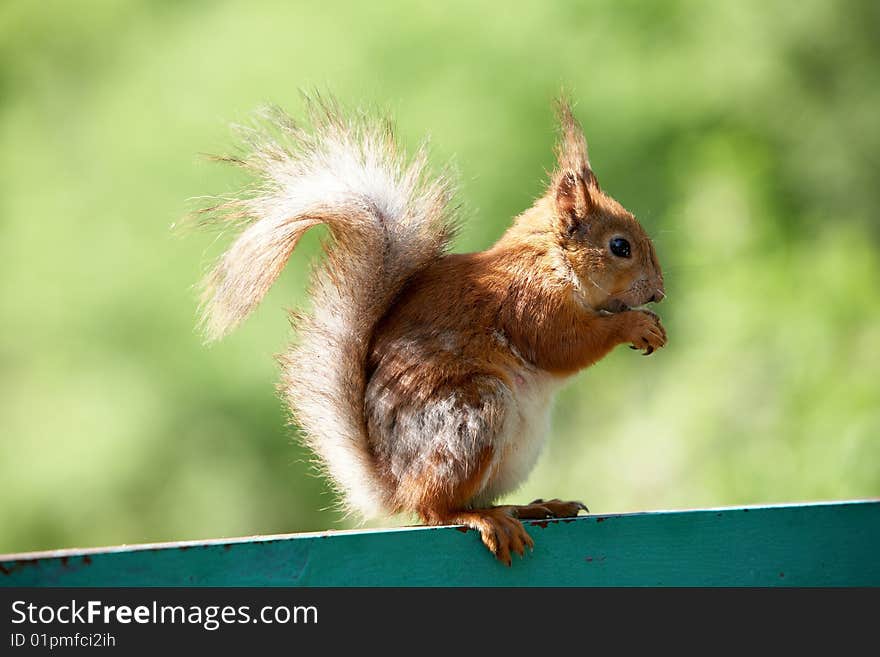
[194,95,666,564]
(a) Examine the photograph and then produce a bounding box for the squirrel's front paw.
[620,309,667,355]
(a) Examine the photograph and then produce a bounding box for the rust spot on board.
[82,555,92,566]
[60,556,69,567]
[223,544,232,551]
[595,517,605,523]
[455,526,470,534]
[1,559,40,576]
[779,572,785,578]
[562,518,576,524]
[533,521,550,529]
[179,545,191,551]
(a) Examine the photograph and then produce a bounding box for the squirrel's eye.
[609,237,631,258]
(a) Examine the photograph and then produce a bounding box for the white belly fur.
[473,367,565,506]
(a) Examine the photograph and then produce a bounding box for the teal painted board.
[1,501,878,586]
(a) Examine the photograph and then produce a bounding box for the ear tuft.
[554,96,600,191]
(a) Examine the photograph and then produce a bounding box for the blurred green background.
[2,0,878,554]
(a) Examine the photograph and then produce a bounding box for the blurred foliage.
[1,0,878,553]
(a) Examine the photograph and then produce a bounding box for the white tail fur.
[196,96,457,519]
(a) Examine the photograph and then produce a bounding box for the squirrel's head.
[550,100,664,314]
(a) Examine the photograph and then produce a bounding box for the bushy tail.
[196,96,457,519]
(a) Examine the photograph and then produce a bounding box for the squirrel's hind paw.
[449,507,535,566]
[446,500,587,564]
[516,499,589,519]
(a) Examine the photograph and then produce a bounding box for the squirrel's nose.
[650,289,666,304]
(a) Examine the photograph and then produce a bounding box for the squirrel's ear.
[555,169,595,236]
[553,97,600,235]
